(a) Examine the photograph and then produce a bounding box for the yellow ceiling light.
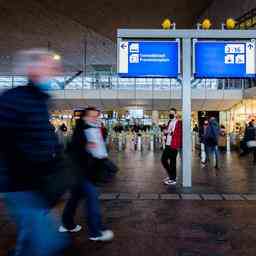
[202,19,212,29]
[53,54,61,61]
[226,18,236,29]
[161,18,172,29]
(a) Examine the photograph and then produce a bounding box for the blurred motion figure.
[0,49,69,256]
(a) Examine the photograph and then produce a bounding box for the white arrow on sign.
[246,41,256,74]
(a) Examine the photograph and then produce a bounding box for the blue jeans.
[5,191,69,256]
[205,145,219,168]
[62,179,104,237]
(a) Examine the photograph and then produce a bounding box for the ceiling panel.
[36,0,213,39]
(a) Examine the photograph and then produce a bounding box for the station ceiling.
[34,0,213,39]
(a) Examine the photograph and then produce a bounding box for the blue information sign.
[118,40,179,78]
[194,41,256,78]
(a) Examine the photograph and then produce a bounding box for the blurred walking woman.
[59,107,114,242]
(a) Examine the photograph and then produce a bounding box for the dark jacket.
[69,119,97,180]
[70,119,115,183]
[244,125,256,142]
[205,120,219,146]
[0,83,61,191]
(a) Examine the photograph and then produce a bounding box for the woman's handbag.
[101,158,119,180]
[92,158,119,183]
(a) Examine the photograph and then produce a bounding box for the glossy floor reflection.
[102,150,256,194]
[0,199,256,256]
[1,150,256,256]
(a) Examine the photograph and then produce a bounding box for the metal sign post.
[182,38,192,187]
[117,29,256,188]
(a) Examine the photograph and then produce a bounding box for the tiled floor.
[1,150,256,255]
[1,199,256,255]
[100,150,256,194]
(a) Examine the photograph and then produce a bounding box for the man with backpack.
[203,117,220,169]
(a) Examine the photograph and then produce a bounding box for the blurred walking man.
[0,49,69,256]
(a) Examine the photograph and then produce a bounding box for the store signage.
[194,41,256,78]
[118,40,179,78]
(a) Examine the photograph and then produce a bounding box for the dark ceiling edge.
[194,0,216,25]
[33,0,114,42]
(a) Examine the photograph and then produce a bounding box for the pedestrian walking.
[59,107,115,242]
[204,117,220,169]
[0,49,70,256]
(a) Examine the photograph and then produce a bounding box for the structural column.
[182,38,192,187]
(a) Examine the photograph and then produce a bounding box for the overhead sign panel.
[194,41,256,78]
[118,40,179,78]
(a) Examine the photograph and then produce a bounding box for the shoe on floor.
[164,179,177,185]
[163,177,170,181]
[89,230,114,242]
[59,225,82,233]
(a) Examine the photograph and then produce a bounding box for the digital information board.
[194,41,256,78]
[118,40,179,78]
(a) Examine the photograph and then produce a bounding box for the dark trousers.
[205,145,219,168]
[161,147,178,180]
[62,179,104,237]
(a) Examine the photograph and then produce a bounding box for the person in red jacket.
[161,108,182,185]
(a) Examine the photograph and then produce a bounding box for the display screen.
[118,40,179,78]
[194,41,256,78]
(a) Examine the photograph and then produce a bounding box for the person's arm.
[0,91,19,150]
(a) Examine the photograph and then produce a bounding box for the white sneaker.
[89,230,114,242]
[164,180,177,186]
[58,225,82,233]
[163,178,171,184]
[163,177,171,182]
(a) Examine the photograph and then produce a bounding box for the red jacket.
[169,120,182,150]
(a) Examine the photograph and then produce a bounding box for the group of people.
[160,113,222,187]
[0,49,115,256]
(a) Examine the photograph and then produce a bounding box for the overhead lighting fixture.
[202,19,212,30]
[162,18,172,29]
[226,18,236,29]
[53,54,61,61]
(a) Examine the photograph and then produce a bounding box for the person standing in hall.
[199,119,209,163]
[244,120,256,164]
[204,117,220,169]
[161,108,182,186]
